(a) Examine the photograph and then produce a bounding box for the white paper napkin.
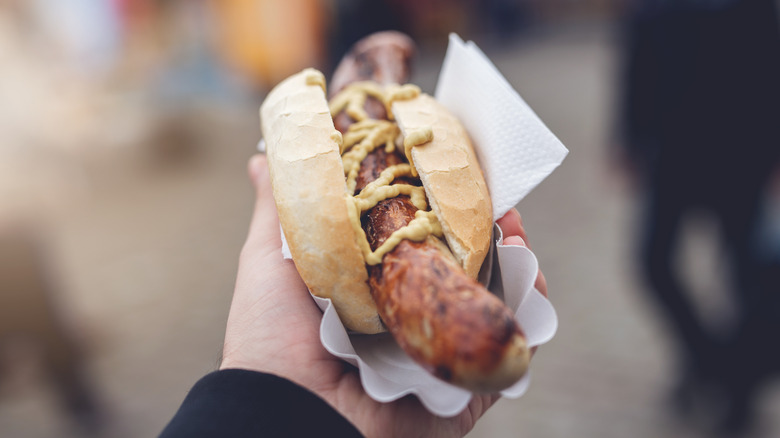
[435,34,569,221]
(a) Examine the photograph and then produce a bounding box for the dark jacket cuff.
[160,369,363,437]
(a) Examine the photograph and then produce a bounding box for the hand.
[220,154,545,437]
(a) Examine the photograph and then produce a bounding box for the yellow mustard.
[341,120,398,193]
[355,164,428,212]
[329,82,442,265]
[383,84,422,120]
[304,69,326,93]
[329,81,386,122]
[403,127,433,177]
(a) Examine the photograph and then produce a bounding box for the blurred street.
[1,5,779,438]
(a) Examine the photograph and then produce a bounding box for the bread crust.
[393,94,493,278]
[260,69,384,334]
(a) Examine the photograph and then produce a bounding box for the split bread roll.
[260,67,528,392]
[261,69,381,333]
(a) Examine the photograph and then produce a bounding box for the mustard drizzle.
[341,120,398,193]
[330,82,441,265]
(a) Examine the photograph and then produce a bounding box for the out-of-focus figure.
[329,0,408,70]
[0,1,149,434]
[0,228,103,434]
[618,0,780,432]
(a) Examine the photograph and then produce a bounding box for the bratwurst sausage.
[329,31,530,392]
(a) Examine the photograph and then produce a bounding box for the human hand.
[220,154,545,437]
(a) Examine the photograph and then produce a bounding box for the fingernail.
[502,235,525,246]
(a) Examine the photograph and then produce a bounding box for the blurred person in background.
[0,229,103,435]
[329,0,408,69]
[618,0,780,432]
[0,0,154,435]
[328,0,532,63]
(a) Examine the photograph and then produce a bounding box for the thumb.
[244,154,282,257]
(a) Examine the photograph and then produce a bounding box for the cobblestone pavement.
[1,23,778,438]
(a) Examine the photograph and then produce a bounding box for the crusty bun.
[261,69,383,334]
[260,68,493,334]
[393,94,492,278]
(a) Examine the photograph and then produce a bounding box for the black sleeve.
[159,369,363,438]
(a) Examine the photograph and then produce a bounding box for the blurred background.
[1,0,779,437]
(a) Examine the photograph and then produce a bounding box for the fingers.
[496,208,548,297]
[496,208,523,240]
[496,208,530,248]
[535,270,548,298]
